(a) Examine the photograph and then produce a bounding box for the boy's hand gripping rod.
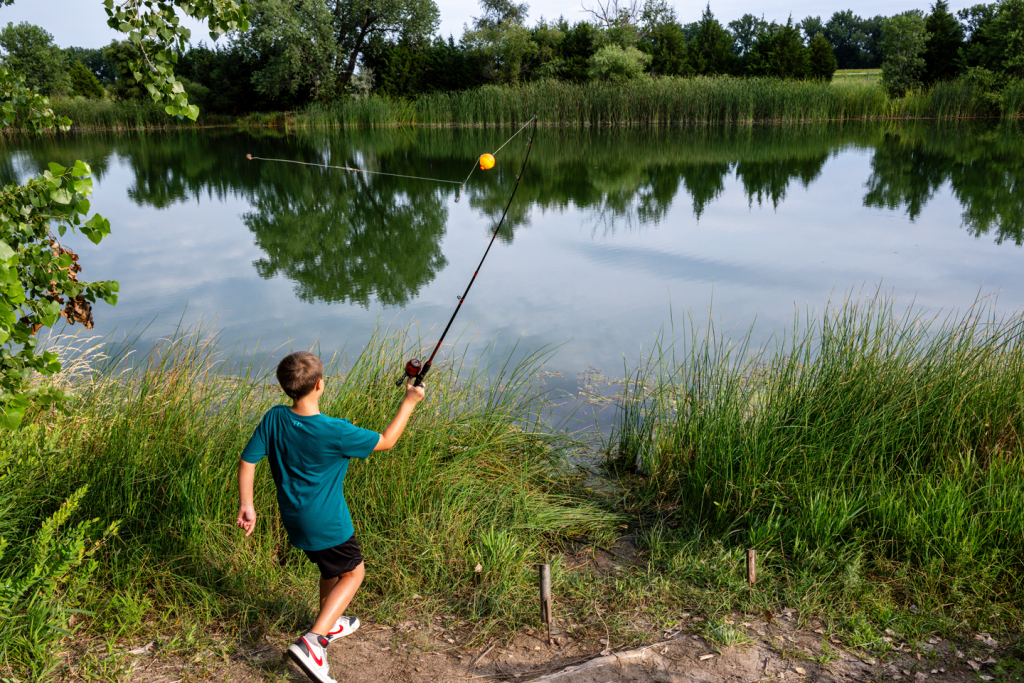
[396,115,539,388]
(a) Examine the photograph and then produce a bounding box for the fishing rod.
[396,114,539,389]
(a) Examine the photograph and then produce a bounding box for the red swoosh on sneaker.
[301,637,323,666]
[329,624,343,635]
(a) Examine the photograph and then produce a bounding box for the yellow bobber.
[479,153,496,170]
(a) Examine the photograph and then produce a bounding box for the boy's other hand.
[237,505,257,537]
[405,381,426,405]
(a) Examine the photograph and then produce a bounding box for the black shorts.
[303,536,364,580]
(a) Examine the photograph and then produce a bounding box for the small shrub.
[588,45,652,82]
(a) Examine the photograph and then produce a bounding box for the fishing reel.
[395,358,430,388]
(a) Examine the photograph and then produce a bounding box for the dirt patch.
[57,614,1012,683]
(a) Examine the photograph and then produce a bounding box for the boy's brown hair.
[277,351,323,401]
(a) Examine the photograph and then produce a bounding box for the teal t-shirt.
[241,404,380,551]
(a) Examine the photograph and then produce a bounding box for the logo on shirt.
[291,420,303,428]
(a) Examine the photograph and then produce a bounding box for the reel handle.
[395,358,428,387]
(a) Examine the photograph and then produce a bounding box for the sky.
[3,0,967,51]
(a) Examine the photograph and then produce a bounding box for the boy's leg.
[311,561,365,635]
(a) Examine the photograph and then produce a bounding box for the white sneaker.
[324,615,360,644]
[287,633,334,683]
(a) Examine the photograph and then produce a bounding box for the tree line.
[1,0,1023,113]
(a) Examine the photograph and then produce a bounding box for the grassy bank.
[0,328,618,679]
[610,294,1024,630]
[4,299,1024,679]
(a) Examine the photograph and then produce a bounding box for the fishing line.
[245,153,465,197]
[397,114,539,388]
[245,119,536,203]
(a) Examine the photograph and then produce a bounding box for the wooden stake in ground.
[747,550,757,585]
[539,563,552,642]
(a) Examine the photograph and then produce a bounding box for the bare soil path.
[60,612,1011,683]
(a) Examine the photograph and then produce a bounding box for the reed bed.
[24,77,1024,133]
[610,294,1024,621]
[297,77,1024,128]
[0,327,615,678]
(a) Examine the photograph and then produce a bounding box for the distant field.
[834,68,882,82]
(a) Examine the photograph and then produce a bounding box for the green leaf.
[0,242,14,263]
[0,406,24,430]
[47,162,67,176]
[186,104,200,120]
[72,160,90,177]
[51,188,72,205]
[75,199,91,215]
[165,105,180,116]
[56,254,73,268]
[83,214,111,245]
[71,177,94,195]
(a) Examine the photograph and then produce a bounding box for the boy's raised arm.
[374,381,426,451]
[236,459,257,537]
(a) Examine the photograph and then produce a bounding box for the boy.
[236,351,425,683]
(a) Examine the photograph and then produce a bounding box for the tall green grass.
[46,98,240,131]
[27,77,1024,132]
[611,294,1024,622]
[298,77,1024,128]
[0,327,615,679]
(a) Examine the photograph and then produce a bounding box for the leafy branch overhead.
[0,161,119,429]
[103,0,250,119]
[0,1,243,429]
[0,66,71,133]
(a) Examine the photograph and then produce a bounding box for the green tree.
[860,15,886,68]
[640,19,689,75]
[924,0,965,83]
[824,10,868,69]
[176,42,263,113]
[990,0,1024,78]
[745,18,809,79]
[881,11,930,96]
[689,4,736,75]
[528,19,566,79]
[0,22,72,96]
[799,15,824,43]
[463,0,535,84]
[806,32,838,80]
[234,0,338,104]
[69,60,105,98]
[729,14,768,57]
[64,46,117,84]
[104,40,150,100]
[588,44,651,80]
[554,19,598,81]
[635,2,688,76]
[234,0,438,102]
[957,2,1009,75]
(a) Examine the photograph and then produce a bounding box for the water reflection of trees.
[244,162,448,308]
[2,121,1021,309]
[864,126,1024,245]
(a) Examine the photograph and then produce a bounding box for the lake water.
[3,122,1023,426]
